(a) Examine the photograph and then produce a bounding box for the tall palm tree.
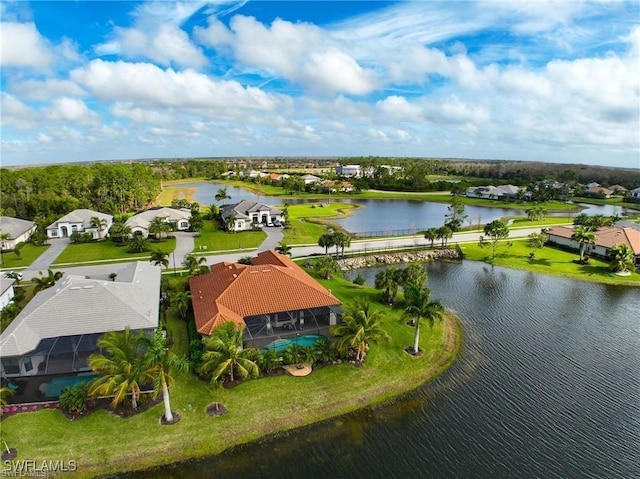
[403,284,444,354]
[150,249,169,269]
[199,322,259,383]
[313,255,339,280]
[139,329,189,423]
[571,225,596,262]
[215,187,231,204]
[225,212,237,232]
[609,244,635,273]
[90,216,108,239]
[331,299,390,363]
[318,233,335,255]
[109,220,132,243]
[424,228,438,248]
[88,328,154,410]
[171,291,192,320]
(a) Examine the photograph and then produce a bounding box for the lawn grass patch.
[1,244,50,269]
[0,273,461,477]
[52,238,176,265]
[193,220,265,252]
[460,239,640,286]
[284,202,357,244]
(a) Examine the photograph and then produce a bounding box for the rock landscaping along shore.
[337,249,461,270]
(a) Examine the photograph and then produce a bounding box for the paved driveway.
[170,231,196,269]
[24,238,71,277]
[257,226,284,252]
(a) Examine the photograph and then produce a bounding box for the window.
[50,230,58,237]
[23,357,33,372]
[2,358,20,375]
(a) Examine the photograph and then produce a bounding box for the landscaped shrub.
[352,273,365,285]
[257,349,282,375]
[59,382,90,414]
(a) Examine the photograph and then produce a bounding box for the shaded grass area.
[52,238,176,265]
[460,239,640,286]
[193,220,266,252]
[1,274,461,478]
[1,244,50,269]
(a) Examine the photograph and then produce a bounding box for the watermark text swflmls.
[2,460,77,477]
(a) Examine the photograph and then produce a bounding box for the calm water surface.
[121,261,640,479]
[181,182,628,234]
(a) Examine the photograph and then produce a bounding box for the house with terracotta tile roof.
[546,225,640,263]
[582,186,614,198]
[189,250,342,348]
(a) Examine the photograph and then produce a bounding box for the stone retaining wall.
[337,249,461,270]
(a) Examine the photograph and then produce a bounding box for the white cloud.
[0,22,52,68]
[45,97,98,125]
[71,59,282,113]
[97,24,208,68]
[9,79,86,101]
[0,92,38,129]
[196,15,377,94]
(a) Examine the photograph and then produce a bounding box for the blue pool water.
[262,335,325,352]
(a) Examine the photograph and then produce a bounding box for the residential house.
[0,262,160,384]
[546,226,640,263]
[626,187,640,204]
[46,209,113,239]
[608,185,627,195]
[582,186,614,199]
[335,164,362,178]
[465,185,521,200]
[267,173,290,182]
[219,200,283,231]
[124,207,191,238]
[0,276,15,310]
[586,182,601,189]
[0,217,36,250]
[189,250,342,348]
[320,180,354,193]
[301,174,322,185]
[241,170,269,179]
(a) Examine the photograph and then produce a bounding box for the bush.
[352,274,365,285]
[59,382,90,414]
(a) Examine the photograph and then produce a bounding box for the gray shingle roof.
[47,209,112,230]
[0,217,35,239]
[220,200,281,220]
[0,262,160,357]
[124,207,191,230]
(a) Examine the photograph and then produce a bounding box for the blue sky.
[1,1,639,168]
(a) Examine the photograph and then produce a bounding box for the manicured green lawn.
[0,273,461,478]
[52,238,176,265]
[0,244,49,269]
[284,202,356,244]
[193,220,266,252]
[460,239,640,286]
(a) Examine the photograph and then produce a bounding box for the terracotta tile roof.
[189,251,341,336]
[547,226,640,255]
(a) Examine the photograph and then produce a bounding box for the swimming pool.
[262,334,326,352]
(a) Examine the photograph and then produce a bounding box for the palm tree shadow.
[528,257,551,266]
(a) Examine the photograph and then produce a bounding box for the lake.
[179,182,630,234]
[119,261,639,479]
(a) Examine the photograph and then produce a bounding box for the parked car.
[4,271,23,281]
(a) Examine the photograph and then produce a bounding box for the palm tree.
[171,291,191,320]
[148,217,170,239]
[139,329,190,423]
[150,249,169,269]
[109,220,132,243]
[424,228,438,248]
[331,299,390,363]
[313,255,339,280]
[374,267,402,304]
[88,328,153,410]
[333,231,351,257]
[128,234,150,253]
[438,225,453,247]
[318,233,335,255]
[225,212,237,232]
[215,187,231,204]
[32,269,64,293]
[207,204,219,220]
[275,241,292,256]
[199,322,259,383]
[609,244,635,273]
[90,216,108,239]
[571,225,596,262]
[183,254,207,276]
[403,284,444,354]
